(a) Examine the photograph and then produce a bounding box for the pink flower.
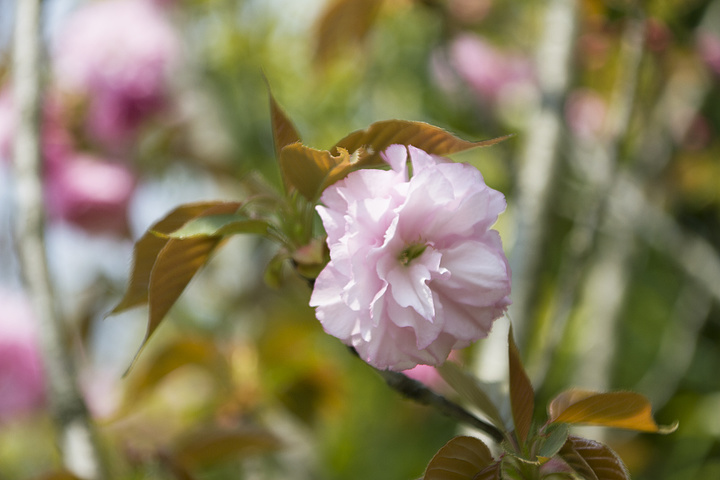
[403,351,459,392]
[0,86,136,235]
[0,88,13,163]
[52,0,179,147]
[310,145,511,371]
[0,86,80,166]
[45,152,136,235]
[698,31,720,77]
[564,88,607,141]
[0,289,46,421]
[445,34,534,104]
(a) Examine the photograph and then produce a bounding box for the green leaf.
[264,251,290,288]
[168,214,270,239]
[559,436,630,480]
[508,326,535,446]
[332,119,512,167]
[423,436,495,480]
[313,0,383,65]
[173,426,281,469]
[436,362,505,430]
[500,456,529,480]
[111,202,235,315]
[548,390,678,433]
[537,424,569,463]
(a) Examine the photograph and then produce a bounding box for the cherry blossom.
[0,289,46,421]
[52,0,179,148]
[310,145,511,370]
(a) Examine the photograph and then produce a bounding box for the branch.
[527,11,647,384]
[12,1,108,478]
[349,348,505,444]
[508,0,579,348]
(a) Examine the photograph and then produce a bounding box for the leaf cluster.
[423,328,676,480]
[110,87,509,360]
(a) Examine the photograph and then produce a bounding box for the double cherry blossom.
[311,145,511,370]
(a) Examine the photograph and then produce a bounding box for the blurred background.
[1,0,719,478]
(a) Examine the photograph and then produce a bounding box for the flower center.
[398,243,427,266]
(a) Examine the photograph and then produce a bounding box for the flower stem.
[350,348,505,444]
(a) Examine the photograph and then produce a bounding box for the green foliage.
[420,328,675,480]
[8,0,714,478]
[436,361,505,430]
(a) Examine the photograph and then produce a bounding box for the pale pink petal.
[312,144,510,370]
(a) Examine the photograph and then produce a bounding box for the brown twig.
[348,347,505,444]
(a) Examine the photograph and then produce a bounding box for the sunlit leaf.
[314,0,383,65]
[281,121,511,200]
[111,202,234,314]
[332,119,512,167]
[559,436,629,480]
[508,326,534,445]
[279,143,350,200]
[173,426,281,468]
[168,214,270,239]
[436,361,505,429]
[423,436,494,480]
[548,390,678,433]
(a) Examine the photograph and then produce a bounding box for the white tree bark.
[12,1,107,478]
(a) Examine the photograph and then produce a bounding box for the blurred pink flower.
[310,145,511,371]
[0,86,135,235]
[45,152,136,235]
[698,31,720,76]
[0,86,77,164]
[0,88,13,162]
[52,0,179,147]
[403,351,459,392]
[444,34,534,104]
[0,289,46,421]
[564,88,607,141]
